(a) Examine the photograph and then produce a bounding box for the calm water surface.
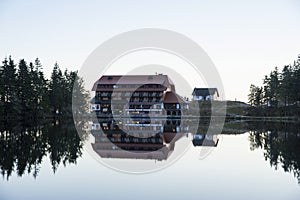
[1,120,300,200]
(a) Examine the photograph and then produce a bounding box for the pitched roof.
[92,75,174,91]
[90,96,96,103]
[192,88,219,97]
[192,134,219,147]
[163,91,188,104]
[163,132,185,143]
[92,144,171,160]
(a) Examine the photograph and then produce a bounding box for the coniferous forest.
[0,56,90,179]
[0,56,89,122]
[247,55,300,117]
[248,55,300,107]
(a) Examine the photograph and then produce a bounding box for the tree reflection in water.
[0,120,84,180]
[1,119,299,184]
[248,122,300,184]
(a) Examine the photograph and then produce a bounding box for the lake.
[1,119,300,200]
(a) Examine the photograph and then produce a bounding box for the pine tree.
[263,75,271,106]
[293,55,300,104]
[62,69,75,115]
[30,58,49,119]
[0,59,4,117]
[49,63,64,116]
[248,84,256,106]
[1,57,19,119]
[17,59,32,118]
[248,84,263,106]
[279,65,293,106]
[269,67,280,107]
[72,72,89,117]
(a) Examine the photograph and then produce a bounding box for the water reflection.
[0,120,83,180]
[87,118,223,173]
[247,122,300,184]
[1,119,300,183]
[90,118,189,161]
[192,134,219,147]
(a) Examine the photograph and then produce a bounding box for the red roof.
[92,75,174,91]
[92,144,171,160]
[163,91,187,104]
[163,132,185,143]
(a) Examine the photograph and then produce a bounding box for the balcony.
[99,92,113,97]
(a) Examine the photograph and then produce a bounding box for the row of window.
[97,84,164,89]
[96,92,163,97]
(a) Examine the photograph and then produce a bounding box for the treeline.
[248,55,300,107]
[0,56,89,121]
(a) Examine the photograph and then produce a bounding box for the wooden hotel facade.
[90,74,188,118]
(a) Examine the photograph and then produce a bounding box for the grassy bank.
[188,100,300,122]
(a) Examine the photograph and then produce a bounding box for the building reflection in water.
[89,118,219,161]
[1,119,299,182]
[192,134,219,147]
[91,118,186,161]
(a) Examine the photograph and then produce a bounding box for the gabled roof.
[192,134,219,147]
[163,132,185,143]
[92,75,174,91]
[90,96,96,103]
[163,91,188,104]
[192,88,219,97]
[92,144,171,160]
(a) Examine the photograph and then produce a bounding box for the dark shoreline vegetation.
[0,56,89,122]
[247,54,300,119]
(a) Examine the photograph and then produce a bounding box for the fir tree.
[49,63,64,116]
[1,57,19,119]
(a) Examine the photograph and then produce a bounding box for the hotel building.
[90,74,188,117]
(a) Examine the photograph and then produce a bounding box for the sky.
[0,0,300,102]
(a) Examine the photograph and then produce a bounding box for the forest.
[248,54,300,107]
[0,56,89,122]
[247,55,300,117]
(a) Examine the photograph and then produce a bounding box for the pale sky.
[1,0,300,102]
